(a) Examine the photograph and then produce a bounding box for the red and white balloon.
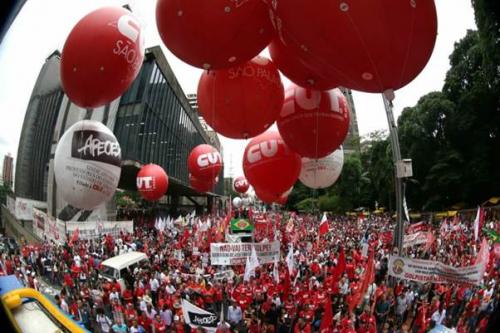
[136,164,169,201]
[277,86,350,158]
[54,120,122,210]
[197,56,284,139]
[299,146,344,189]
[156,0,273,69]
[268,0,437,92]
[243,131,301,197]
[188,144,223,180]
[61,7,145,108]
[233,176,250,194]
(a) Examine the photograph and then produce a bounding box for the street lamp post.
[382,90,412,256]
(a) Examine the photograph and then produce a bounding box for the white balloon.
[299,146,344,189]
[54,120,122,209]
[232,197,243,208]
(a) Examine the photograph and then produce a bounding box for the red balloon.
[277,86,350,158]
[243,131,301,197]
[275,194,288,205]
[156,0,274,70]
[61,7,145,108]
[188,144,223,179]
[233,176,250,194]
[269,0,437,92]
[190,174,217,193]
[197,56,284,139]
[269,39,339,91]
[254,187,278,204]
[136,164,169,201]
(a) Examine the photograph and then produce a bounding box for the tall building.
[2,153,13,187]
[15,50,64,201]
[16,46,224,221]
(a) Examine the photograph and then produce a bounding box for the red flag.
[423,232,435,252]
[283,268,291,300]
[332,247,346,283]
[320,296,333,332]
[349,250,374,313]
[69,227,79,246]
[319,213,329,236]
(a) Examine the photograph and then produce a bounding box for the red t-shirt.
[153,319,167,333]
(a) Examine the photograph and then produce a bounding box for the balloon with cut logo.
[243,131,301,197]
[233,176,250,194]
[268,39,339,91]
[232,197,243,208]
[277,86,350,158]
[54,120,122,210]
[299,146,344,189]
[188,144,223,180]
[189,174,217,193]
[137,164,169,201]
[269,0,437,92]
[61,6,145,108]
[156,0,273,70]
[197,56,284,139]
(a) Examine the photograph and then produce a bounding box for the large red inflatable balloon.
[243,131,301,197]
[277,86,350,158]
[254,187,278,204]
[136,164,169,201]
[156,0,274,70]
[188,144,223,179]
[197,56,284,139]
[269,0,437,92]
[190,174,218,193]
[268,39,339,91]
[233,176,250,194]
[61,7,145,108]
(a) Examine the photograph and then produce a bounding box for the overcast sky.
[0,0,476,179]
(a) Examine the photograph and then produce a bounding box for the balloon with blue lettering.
[277,86,350,158]
[61,6,145,108]
[188,144,223,180]
[137,164,169,201]
[156,0,273,70]
[299,146,344,189]
[243,131,301,197]
[54,120,122,210]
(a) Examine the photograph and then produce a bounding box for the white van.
[99,251,149,293]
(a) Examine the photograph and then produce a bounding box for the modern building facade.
[2,153,13,187]
[15,46,224,222]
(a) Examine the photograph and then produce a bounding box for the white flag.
[403,196,410,222]
[474,206,484,241]
[286,244,295,276]
[154,217,160,231]
[273,261,280,284]
[244,246,260,281]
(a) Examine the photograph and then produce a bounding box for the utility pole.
[382,90,412,258]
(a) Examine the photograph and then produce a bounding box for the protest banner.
[65,220,133,240]
[403,231,431,248]
[210,241,280,265]
[14,197,47,220]
[182,299,218,332]
[388,255,485,285]
[33,209,66,244]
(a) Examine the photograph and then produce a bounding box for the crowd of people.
[0,209,498,333]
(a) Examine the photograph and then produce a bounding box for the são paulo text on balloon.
[299,146,344,189]
[61,6,145,108]
[243,131,301,197]
[156,0,273,70]
[277,86,350,159]
[54,120,122,210]
[137,164,169,201]
[197,56,284,139]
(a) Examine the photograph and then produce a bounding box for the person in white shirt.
[96,308,113,333]
[431,304,446,325]
[73,254,81,267]
[227,301,242,326]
